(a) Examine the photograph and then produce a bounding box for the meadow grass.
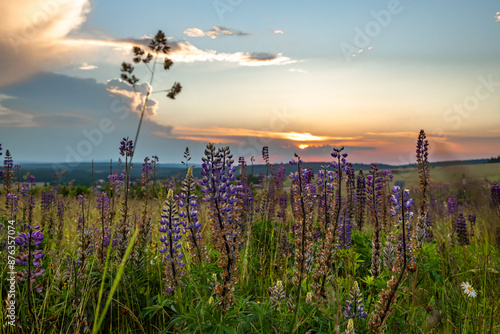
[1,139,500,333]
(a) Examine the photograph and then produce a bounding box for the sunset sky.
[1,1,499,165]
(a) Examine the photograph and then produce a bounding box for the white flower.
[461,282,477,298]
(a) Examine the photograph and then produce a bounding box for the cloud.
[183,26,248,39]
[496,12,500,22]
[0,73,180,163]
[106,80,159,119]
[289,68,308,74]
[156,125,361,144]
[57,37,295,67]
[79,63,97,70]
[273,29,284,34]
[0,0,91,87]
[0,3,294,87]
[162,40,294,66]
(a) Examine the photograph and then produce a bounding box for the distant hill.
[8,158,495,186]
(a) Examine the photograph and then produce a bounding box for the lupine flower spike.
[159,189,185,292]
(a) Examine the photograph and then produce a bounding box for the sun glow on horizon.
[299,144,309,149]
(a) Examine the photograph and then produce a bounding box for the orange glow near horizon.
[299,144,309,149]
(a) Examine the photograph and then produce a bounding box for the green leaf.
[430,270,444,284]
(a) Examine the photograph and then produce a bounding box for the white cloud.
[496,12,500,22]
[79,63,97,70]
[273,29,284,34]
[0,0,91,87]
[289,68,308,74]
[167,41,294,66]
[106,80,159,118]
[183,26,247,39]
[183,28,206,38]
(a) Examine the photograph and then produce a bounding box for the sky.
[0,0,499,166]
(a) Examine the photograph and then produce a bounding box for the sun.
[299,144,309,150]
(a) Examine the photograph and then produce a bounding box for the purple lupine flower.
[4,149,13,170]
[390,186,414,266]
[277,195,287,219]
[15,225,46,293]
[343,281,367,319]
[456,213,469,246]
[159,189,185,292]
[201,144,242,310]
[119,137,134,157]
[57,199,65,220]
[491,183,500,209]
[96,191,111,251]
[425,211,434,242]
[447,195,459,216]
[41,190,55,212]
[339,217,352,249]
[179,166,206,265]
[6,193,18,216]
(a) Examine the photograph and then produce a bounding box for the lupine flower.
[345,319,355,334]
[339,217,352,249]
[119,137,134,157]
[461,282,477,298]
[491,183,500,209]
[3,150,14,202]
[425,212,434,243]
[15,225,46,293]
[447,195,459,216]
[391,186,415,269]
[343,281,367,319]
[262,146,269,165]
[346,164,356,225]
[179,166,206,265]
[269,280,286,305]
[6,192,18,219]
[96,191,111,265]
[415,130,430,248]
[289,153,315,303]
[159,189,185,292]
[367,164,384,278]
[456,213,469,246]
[201,144,242,311]
[305,292,313,305]
[355,169,366,230]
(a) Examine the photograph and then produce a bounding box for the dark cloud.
[0,73,181,164]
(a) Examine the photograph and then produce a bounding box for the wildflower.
[119,137,134,157]
[456,213,470,246]
[270,280,286,305]
[343,281,367,319]
[461,282,477,298]
[305,292,313,305]
[346,319,355,334]
[179,166,206,265]
[159,189,185,292]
